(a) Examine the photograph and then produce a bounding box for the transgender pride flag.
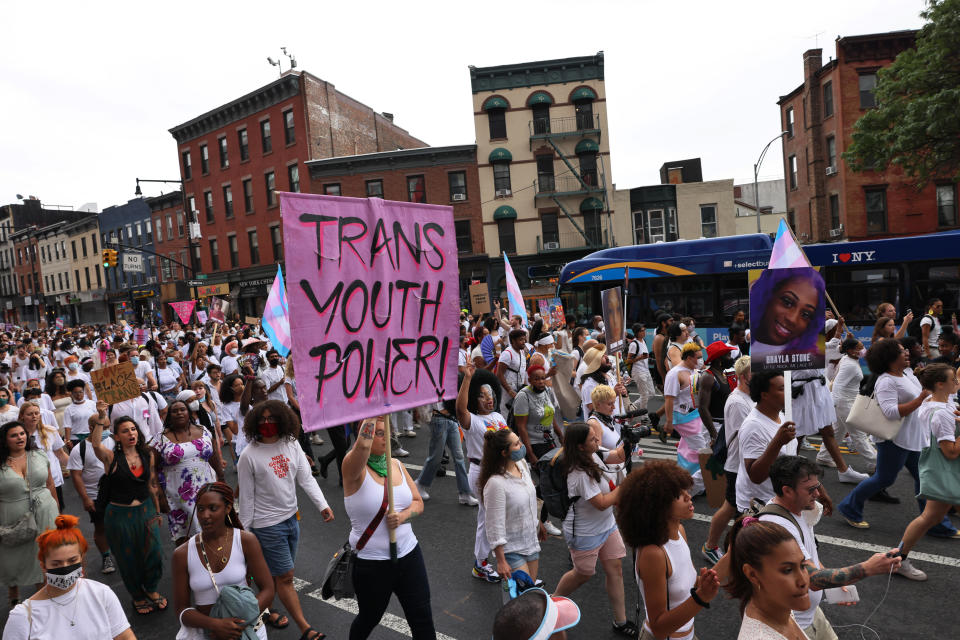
[262,264,291,357]
[768,219,811,269]
[503,252,528,327]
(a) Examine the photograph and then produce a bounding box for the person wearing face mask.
[109,381,164,442]
[237,401,334,639]
[155,349,183,402]
[177,387,225,483]
[0,386,20,423]
[150,400,220,546]
[63,356,93,399]
[580,345,628,421]
[2,514,136,640]
[259,348,288,403]
[19,401,69,512]
[130,351,157,391]
[62,380,97,445]
[220,341,240,377]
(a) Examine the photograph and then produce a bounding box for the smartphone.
[823,586,859,604]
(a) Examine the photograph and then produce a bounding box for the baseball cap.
[492,588,580,640]
[705,341,734,364]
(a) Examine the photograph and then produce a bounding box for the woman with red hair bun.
[3,514,136,640]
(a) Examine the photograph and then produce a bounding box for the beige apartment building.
[39,215,109,325]
[470,52,627,308]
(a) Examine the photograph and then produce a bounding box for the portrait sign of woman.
[748,267,826,371]
[601,286,624,355]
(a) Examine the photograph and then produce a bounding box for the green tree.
[843,0,960,185]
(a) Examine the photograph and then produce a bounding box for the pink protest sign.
[168,300,197,325]
[280,192,460,431]
[196,310,208,324]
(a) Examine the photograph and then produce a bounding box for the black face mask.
[598,363,612,374]
[269,359,280,366]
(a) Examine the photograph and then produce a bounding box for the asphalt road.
[5,424,960,639]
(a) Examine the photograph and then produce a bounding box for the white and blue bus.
[557,229,960,347]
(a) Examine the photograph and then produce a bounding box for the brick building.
[10,228,44,326]
[100,198,160,324]
[161,70,426,318]
[777,30,956,243]
[306,145,487,306]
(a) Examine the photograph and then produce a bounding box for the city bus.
[556,229,960,346]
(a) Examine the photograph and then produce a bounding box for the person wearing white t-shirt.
[735,370,799,512]
[496,329,528,416]
[457,364,511,583]
[258,349,288,403]
[625,324,655,411]
[760,456,900,637]
[66,414,116,575]
[62,380,98,443]
[919,298,944,360]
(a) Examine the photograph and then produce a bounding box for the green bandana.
[367,453,388,477]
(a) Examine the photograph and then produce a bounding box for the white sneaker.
[895,559,927,581]
[838,467,869,484]
[459,493,479,506]
[543,521,562,536]
[310,434,324,445]
[393,446,410,458]
[416,484,430,500]
[816,454,836,468]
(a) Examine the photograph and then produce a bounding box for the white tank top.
[344,460,418,560]
[187,529,248,606]
[636,534,697,640]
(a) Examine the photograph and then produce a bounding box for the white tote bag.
[845,393,903,440]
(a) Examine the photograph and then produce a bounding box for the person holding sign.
[342,416,433,640]
[748,268,825,369]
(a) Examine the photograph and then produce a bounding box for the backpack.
[537,447,579,520]
[744,500,807,546]
[906,314,933,340]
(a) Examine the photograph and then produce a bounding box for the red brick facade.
[778,31,947,243]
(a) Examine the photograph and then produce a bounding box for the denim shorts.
[251,513,300,576]
[504,550,540,569]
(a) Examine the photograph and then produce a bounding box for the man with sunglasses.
[760,456,901,640]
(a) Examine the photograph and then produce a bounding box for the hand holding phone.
[823,585,859,605]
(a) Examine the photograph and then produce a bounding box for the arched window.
[580,198,604,246]
[575,139,599,187]
[570,87,597,130]
[483,96,509,139]
[489,148,513,195]
[528,92,553,135]
[494,206,517,254]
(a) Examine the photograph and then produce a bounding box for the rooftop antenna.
[267,48,297,77]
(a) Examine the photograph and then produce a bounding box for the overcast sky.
[1,0,928,211]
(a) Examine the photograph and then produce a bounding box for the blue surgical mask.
[166,357,174,364]
[130,356,139,365]
[510,444,527,462]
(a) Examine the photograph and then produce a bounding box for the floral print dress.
[150,429,217,540]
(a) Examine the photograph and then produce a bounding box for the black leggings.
[319,423,350,481]
[350,544,435,640]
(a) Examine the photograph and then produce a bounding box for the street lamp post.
[754,131,789,234]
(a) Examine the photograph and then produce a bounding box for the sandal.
[148,594,168,611]
[265,611,290,629]
[612,620,639,638]
[132,599,156,615]
[298,628,326,640]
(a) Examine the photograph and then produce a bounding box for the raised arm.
[89,410,114,467]
[342,418,378,495]
[456,365,474,430]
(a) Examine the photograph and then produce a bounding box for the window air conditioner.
[452,193,466,201]
[495,189,512,197]
[829,228,842,238]
[825,166,837,176]
[543,241,560,250]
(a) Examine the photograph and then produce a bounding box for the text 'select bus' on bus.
[557,230,960,347]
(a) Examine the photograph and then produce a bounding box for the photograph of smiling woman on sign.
[748,267,826,372]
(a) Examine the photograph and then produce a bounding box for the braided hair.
[196,481,243,529]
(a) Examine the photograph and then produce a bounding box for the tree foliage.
[843,0,960,185]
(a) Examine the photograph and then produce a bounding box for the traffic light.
[102,249,118,268]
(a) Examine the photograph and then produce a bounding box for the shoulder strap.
[80,439,87,465]
[758,503,805,545]
[356,472,390,551]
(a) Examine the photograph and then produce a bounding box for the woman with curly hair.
[478,429,545,583]
[617,460,719,640]
[237,400,334,639]
[724,517,808,639]
[554,422,634,637]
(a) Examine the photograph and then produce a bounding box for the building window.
[200,144,209,174]
[583,208,602,246]
[260,119,272,153]
[789,155,798,189]
[700,205,718,238]
[288,164,300,192]
[283,110,295,145]
[536,156,555,192]
[71,241,77,260]
[786,107,795,137]
[578,152,598,187]
[240,179,253,214]
[487,108,507,139]
[829,194,841,230]
[166,215,174,239]
[632,210,645,244]
[154,218,162,243]
[826,136,836,170]
[823,81,833,118]
[218,136,229,169]
[498,219,516,254]
[176,212,185,237]
[223,185,234,218]
[209,239,219,270]
[454,220,472,254]
[204,191,214,223]
[271,225,283,261]
[91,233,98,253]
[238,128,249,161]
[648,209,665,242]
[192,244,202,274]
[493,162,511,193]
[448,171,467,200]
[859,73,877,109]
[865,187,887,233]
[96,265,102,287]
[74,270,80,290]
[81,237,87,257]
[541,212,559,246]
[937,184,957,227]
[265,172,276,206]
[532,104,550,135]
[407,175,426,203]
[248,230,259,263]
[324,183,341,196]
[575,99,594,130]
[366,180,383,198]
[228,234,238,267]
[85,268,91,290]
[182,150,192,180]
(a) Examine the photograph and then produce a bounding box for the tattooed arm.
[342,417,381,495]
[804,549,902,590]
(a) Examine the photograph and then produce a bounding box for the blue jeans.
[415,414,471,494]
[839,440,919,521]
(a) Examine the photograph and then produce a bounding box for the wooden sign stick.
[383,412,398,563]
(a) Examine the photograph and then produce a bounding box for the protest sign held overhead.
[90,361,141,405]
[169,300,196,325]
[750,219,826,371]
[196,310,208,324]
[208,298,228,323]
[469,282,490,315]
[280,193,461,431]
[601,286,625,354]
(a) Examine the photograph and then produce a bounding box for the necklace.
[45,580,82,627]
[200,529,231,567]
